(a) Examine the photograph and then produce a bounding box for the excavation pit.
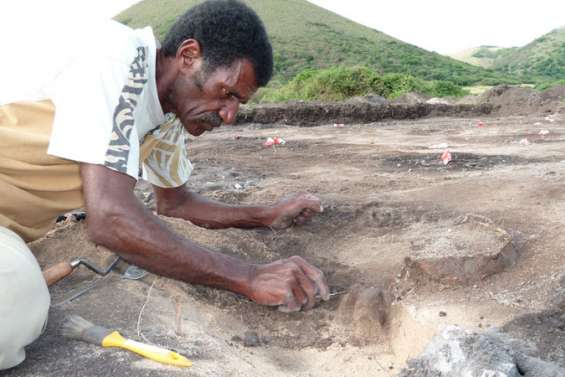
[13,112,565,377]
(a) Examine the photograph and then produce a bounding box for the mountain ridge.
[116,0,519,86]
[450,26,565,82]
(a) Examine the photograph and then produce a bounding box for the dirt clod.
[336,286,391,345]
[243,331,261,347]
[403,215,516,285]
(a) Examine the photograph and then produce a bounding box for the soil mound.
[403,214,516,285]
[391,92,430,105]
[425,97,451,105]
[237,102,492,126]
[541,85,565,103]
[345,95,388,105]
[481,85,565,115]
[240,85,564,127]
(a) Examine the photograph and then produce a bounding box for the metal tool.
[328,289,347,298]
[311,289,348,302]
[43,256,121,286]
[52,274,111,307]
[123,265,148,280]
[46,257,151,306]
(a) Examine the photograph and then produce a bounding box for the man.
[0,0,329,370]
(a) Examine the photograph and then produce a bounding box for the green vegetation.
[116,0,520,87]
[535,79,565,91]
[450,46,515,69]
[452,27,565,84]
[116,0,564,102]
[257,66,467,103]
[472,46,514,60]
[463,85,493,96]
[493,28,565,81]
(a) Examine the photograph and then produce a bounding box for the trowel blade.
[123,265,148,280]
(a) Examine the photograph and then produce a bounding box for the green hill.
[450,27,565,83]
[449,46,515,69]
[493,27,565,81]
[116,0,519,86]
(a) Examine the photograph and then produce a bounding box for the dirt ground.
[6,108,565,376]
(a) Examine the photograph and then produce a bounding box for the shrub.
[429,80,466,97]
[535,79,565,91]
[260,66,467,103]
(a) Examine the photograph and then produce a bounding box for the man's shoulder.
[88,21,157,64]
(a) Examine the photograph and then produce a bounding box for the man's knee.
[0,227,50,370]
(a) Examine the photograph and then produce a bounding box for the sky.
[307,0,565,54]
[1,0,563,55]
[0,0,139,23]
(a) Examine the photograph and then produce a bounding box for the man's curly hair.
[162,0,273,87]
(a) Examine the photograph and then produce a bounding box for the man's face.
[168,58,258,136]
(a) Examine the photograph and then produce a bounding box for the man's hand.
[268,193,323,230]
[246,256,330,312]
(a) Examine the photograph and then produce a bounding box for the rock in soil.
[398,326,565,377]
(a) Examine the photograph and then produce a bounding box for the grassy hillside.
[493,27,565,81]
[450,27,565,83]
[450,46,514,68]
[116,0,518,86]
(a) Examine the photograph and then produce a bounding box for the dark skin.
[81,39,330,312]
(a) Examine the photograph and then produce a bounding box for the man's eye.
[223,89,240,102]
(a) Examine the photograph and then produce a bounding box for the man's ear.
[176,39,203,73]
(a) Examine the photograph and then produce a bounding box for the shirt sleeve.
[140,115,193,188]
[47,46,150,180]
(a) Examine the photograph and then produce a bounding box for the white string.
[136,277,158,344]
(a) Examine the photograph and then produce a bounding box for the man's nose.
[219,100,240,125]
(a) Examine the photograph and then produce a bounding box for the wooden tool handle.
[43,262,74,286]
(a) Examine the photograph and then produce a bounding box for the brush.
[62,315,192,368]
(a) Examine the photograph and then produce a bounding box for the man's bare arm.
[154,185,323,230]
[81,163,329,311]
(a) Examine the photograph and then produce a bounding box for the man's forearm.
[90,197,254,294]
[155,186,275,229]
[81,164,254,295]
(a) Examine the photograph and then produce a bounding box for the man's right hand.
[246,256,330,312]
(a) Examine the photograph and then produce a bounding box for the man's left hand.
[267,193,323,229]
